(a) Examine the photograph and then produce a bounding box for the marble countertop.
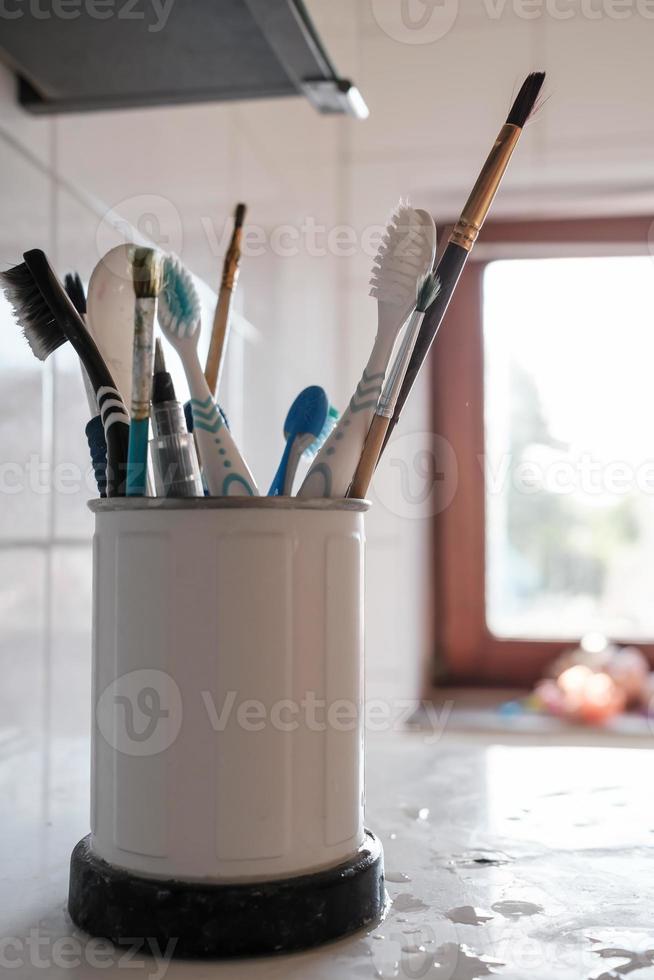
[3,729,654,979]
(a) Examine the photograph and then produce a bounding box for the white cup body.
[90,498,367,883]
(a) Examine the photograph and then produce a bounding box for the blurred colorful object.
[526,634,651,725]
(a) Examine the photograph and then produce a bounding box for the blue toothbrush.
[269,387,338,496]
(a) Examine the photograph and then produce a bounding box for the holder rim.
[88,496,370,513]
[68,831,385,958]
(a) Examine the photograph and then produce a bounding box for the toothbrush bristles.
[0,260,65,361]
[369,203,430,306]
[159,255,201,339]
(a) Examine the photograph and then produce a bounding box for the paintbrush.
[380,72,545,456]
[204,202,246,396]
[126,246,160,496]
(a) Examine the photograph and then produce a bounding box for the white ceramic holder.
[68,497,384,957]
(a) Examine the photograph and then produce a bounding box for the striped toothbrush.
[157,255,258,496]
[298,204,436,498]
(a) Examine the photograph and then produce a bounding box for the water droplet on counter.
[393,893,429,913]
[591,945,654,974]
[386,871,411,883]
[491,900,544,919]
[401,943,426,954]
[434,942,504,978]
[450,848,512,868]
[373,962,399,979]
[446,906,494,926]
[403,804,430,821]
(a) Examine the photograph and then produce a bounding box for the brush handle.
[205,286,234,396]
[85,414,107,497]
[298,330,394,499]
[283,433,314,495]
[24,250,129,496]
[380,244,468,455]
[268,432,313,496]
[183,348,258,496]
[348,413,390,500]
[130,297,156,420]
[126,417,149,496]
[268,437,293,496]
[184,400,230,434]
[126,296,155,496]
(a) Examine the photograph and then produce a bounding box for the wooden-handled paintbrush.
[126,246,160,496]
[379,72,545,457]
[204,202,246,397]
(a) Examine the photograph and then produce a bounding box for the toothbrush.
[205,202,246,397]
[0,249,129,496]
[157,255,258,496]
[268,386,338,496]
[348,272,441,499]
[287,403,338,495]
[65,272,107,497]
[151,339,203,498]
[86,243,142,410]
[126,247,160,496]
[298,204,436,499]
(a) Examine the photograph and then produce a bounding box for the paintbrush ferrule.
[449,123,521,251]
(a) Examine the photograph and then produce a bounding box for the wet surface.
[3,734,654,977]
[447,907,495,926]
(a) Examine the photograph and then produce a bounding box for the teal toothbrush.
[269,387,338,496]
[157,255,258,496]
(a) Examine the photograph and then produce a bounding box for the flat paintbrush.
[380,71,545,456]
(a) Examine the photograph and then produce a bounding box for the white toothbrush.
[157,255,258,497]
[298,203,436,498]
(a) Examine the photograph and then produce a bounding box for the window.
[431,218,654,686]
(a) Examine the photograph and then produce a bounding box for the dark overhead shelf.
[0,0,368,117]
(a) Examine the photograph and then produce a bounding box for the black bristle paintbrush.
[1,250,129,496]
[380,72,545,456]
[64,272,86,317]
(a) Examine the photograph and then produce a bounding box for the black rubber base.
[68,832,385,958]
